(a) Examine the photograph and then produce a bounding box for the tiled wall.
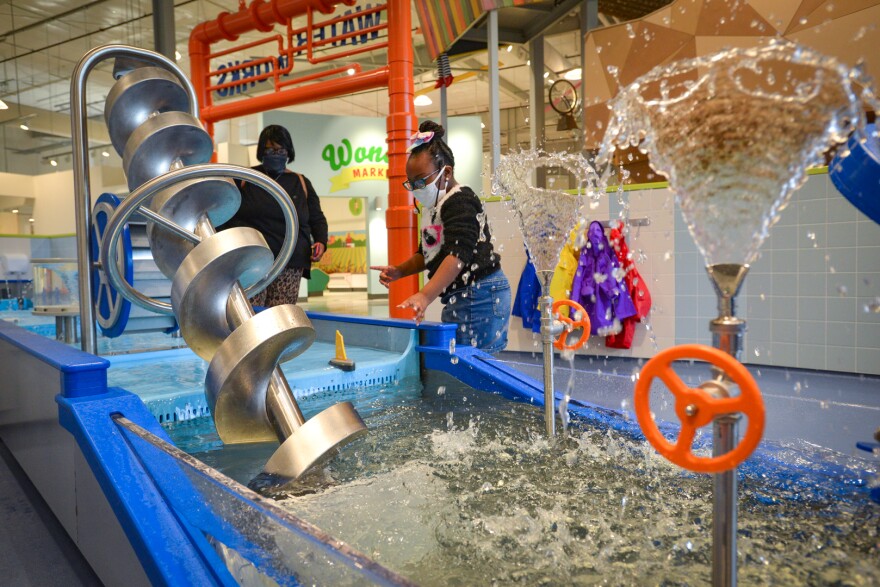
[674,171,880,376]
[486,170,879,376]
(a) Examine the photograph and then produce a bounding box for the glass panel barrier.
[112,415,417,587]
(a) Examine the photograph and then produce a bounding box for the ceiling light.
[20,123,29,131]
[480,122,485,129]
[11,209,18,214]
[526,60,530,66]
[0,99,7,110]
[563,68,582,81]
[543,71,550,79]
[50,159,57,167]
[414,94,432,106]
[347,67,356,76]
[28,218,34,223]
[175,50,182,61]
[102,151,110,157]
[506,45,513,53]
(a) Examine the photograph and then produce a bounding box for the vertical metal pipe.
[582,0,598,142]
[385,0,418,318]
[707,267,747,587]
[539,294,556,437]
[713,415,738,587]
[440,85,448,132]
[152,0,176,59]
[488,10,501,174]
[529,36,545,188]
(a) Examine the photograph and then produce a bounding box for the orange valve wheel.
[633,344,765,474]
[552,300,591,351]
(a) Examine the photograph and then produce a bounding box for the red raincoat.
[605,225,652,349]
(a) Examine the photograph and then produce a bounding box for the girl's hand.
[370,265,402,288]
[397,292,430,323]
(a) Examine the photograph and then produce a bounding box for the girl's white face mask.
[412,167,447,209]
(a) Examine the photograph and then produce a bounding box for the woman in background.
[219,124,327,306]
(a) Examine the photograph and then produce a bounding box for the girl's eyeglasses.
[264,148,288,156]
[403,168,440,191]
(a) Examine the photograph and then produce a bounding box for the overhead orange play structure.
[188,0,418,317]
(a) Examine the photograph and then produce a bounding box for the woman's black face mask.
[262,153,287,175]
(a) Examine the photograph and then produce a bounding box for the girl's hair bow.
[407,130,435,153]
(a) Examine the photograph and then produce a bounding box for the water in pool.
[165,370,879,585]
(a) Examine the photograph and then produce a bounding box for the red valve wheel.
[551,300,590,350]
[633,344,765,474]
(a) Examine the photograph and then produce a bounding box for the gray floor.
[0,440,103,587]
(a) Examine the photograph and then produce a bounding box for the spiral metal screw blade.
[101,53,366,481]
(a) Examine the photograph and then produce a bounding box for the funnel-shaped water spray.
[493,150,599,436]
[608,41,876,587]
[493,150,597,277]
[601,40,869,272]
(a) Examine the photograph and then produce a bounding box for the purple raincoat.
[570,221,638,335]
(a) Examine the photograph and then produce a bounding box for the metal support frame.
[488,10,501,174]
[152,0,176,59]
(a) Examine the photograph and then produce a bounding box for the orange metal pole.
[385,0,418,318]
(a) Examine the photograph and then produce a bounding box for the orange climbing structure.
[188,0,419,317]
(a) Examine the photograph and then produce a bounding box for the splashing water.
[599,40,875,267]
[492,149,600,273]
[183,374,880,585]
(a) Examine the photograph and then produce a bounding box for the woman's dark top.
[218,165,328,278]
[418,185,501,295]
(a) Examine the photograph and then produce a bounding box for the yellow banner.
[329,164,388,192]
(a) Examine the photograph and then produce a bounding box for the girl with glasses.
[371,121,511,354]
[218,124,328,307]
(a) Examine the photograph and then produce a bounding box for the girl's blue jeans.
[440,269,511,354]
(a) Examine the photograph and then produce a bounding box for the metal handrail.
[99,164,298,315]
[71,44,199,353]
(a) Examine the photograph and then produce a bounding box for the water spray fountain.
[72,45,367,481]
[493,151,596,435]
[602,41,876,586]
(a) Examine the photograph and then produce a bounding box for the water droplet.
[450,356,459,365]
[625,23,635,38]
[837,285,848,297]
[819,400,829,409]
[437,386,446,396]
[793,381,802,393]
[865,298,880,313]
[663,251,672,261]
